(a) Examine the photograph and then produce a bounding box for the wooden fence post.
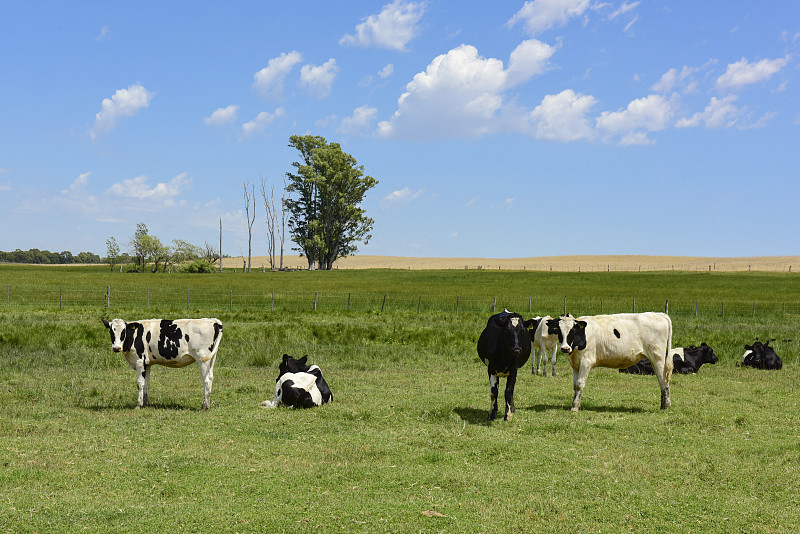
[347,292,351,311]
[665,299,669,315]
[418,295,421,314]
[752,301,756,318]
[492,296,496,313]
[600,297,603,313]
[633,297,636,313]
[106,286,110,309]
[381,294,386,313]
[695,300,698,317]
[722,300,725,318]
[272,290,275,312]
[60,286,62,309]
[457,296,459,314]
[314,291,318,311]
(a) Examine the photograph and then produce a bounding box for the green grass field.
[1,265,799,532]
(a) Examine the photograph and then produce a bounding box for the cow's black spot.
[208,322,222,353]
[146,331,151,343]
[613,329,620,339]
[184,334,190,342]
[126,322,144,354]
[158,320,183,360]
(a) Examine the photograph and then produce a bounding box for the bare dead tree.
[260,177,277,270]
[204,241,221,265]
[279,176,287,270]
[243,181,256,273]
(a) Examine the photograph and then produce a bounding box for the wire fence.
[2,283,798,319]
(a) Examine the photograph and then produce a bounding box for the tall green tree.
[128,223,150,271]
[285,135,378,270]
[106,237,120,272]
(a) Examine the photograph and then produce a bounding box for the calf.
[620,343,718,375]
[551,312,673,411]
[530,315,560,377]
[741,340,782,370]
[261,354,333,409]
[102,318,223,409]
[477,310,533,421]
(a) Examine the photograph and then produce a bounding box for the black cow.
[741,341,783,370]
[261,354,333,409]
[477,310,533,421]
[620,343,718,375]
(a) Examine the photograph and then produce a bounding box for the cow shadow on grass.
[453,407,491,426]
[82,400,203,412]
[521,403,646,414]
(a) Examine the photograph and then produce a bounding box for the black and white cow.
[530,315,561,377]
[102,318,223,409]
[620,342,718,375]
[550,312,673,411]
[260,354,333,409]
[741,340,783,370]
[477,310,533,421]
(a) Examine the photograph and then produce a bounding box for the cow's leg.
[550,345,558,377]
[504,369,517,421]
[197,357,214,410]
[488,372,499,420]
[135,359,146,408]
[142,363,150,407]
[648,356,672,409]
[571,361,591,412]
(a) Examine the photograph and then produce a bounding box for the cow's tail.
[207,320,224,363]
[663,314,674,383]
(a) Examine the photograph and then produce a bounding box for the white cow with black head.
[102,318,223,409]
[550,312,673,411]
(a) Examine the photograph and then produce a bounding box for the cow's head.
[524,317,541,336]
[550,314,587,354]
[279,354,311,376]
[698,342,718,365]
[102,318,129,353]
[492,312,528,356]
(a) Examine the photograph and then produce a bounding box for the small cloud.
[299,59,339,99]
[676,95,742,129]
[507,0,592,36]
[340,0,425,51]
[90,83,154,140]
[716,55,791,89]
[252,51,303,100]
[450,232,458,238]
[379,63,394,79]
[596,94,674,145]
[241,108,285,138]
[204,105,239,127]
[108,173,189,201]
[609,1,639,20]
[380,187,424,208]
[62,172,92,196]
[0,168,10,174]
[95,26,110,42]
[465,195,479,207]
[339,105,378,135]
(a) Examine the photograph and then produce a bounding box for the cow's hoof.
[570,406,580,412]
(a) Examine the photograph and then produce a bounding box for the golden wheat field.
[224,254,800,272]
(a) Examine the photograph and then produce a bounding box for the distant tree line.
[106,223,223,273]
[0,249,104,264]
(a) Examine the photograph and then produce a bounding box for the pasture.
[1,265,799,532]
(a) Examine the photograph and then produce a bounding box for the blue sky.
[1,1,798,259]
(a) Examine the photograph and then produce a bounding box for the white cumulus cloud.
[62,172,92,196]
[299,59,339,99]
[339,105,378,135]
[596,94,674,145]
[529,89,598,141]
[204,105,239,127]
[676,95,742,129]
[716,56,790,89]
[90,83,153,140]
[380,187,424,208]
[377,42,554,139]
[253,51,303,100]
[108,173,189,202]
[241,108,285,138]
[340,0,425,51]
[508,0,591,35]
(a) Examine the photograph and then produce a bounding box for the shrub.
[181,259,216,273]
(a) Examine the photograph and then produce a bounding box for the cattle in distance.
[477,310,534,421]
[261,354,333,409]
[102,318,223,409]
[741,340,783,370]
[549,312,674,411]
[620,342,718,375]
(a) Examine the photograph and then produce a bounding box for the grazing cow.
[102,318,223,409]
[477,310,533,421]
[550,312,673,411]
[530,315,561,377]
[620,343,718,375]
[261,354,333,409]
[741,340,783,370]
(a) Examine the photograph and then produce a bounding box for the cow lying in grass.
[619,343,718,375]
[741,340,783,370]
[261,354,333,409]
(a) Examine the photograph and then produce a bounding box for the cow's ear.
[102,318,110,329]
[282,354,291,362]
[126,322,137,330]
[577,321,587,329]
[299,355,308,365]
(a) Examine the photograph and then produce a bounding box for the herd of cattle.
[477,310,784,421]
[101,313,783,415]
